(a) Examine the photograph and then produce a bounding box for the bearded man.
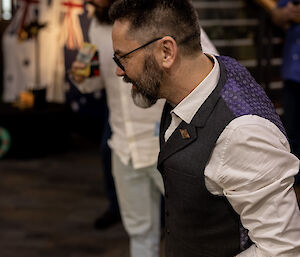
[71,1,218,256]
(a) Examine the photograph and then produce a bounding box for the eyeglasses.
[113,37,163,71]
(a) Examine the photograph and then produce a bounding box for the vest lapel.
[158,121,197,167]
[158,57,228,169]
[159,103,172,149]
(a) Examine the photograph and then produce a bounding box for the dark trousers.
[282,80,300,184]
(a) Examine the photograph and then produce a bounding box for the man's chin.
[132,92,156,109]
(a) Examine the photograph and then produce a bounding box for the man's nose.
[115,66,125,77]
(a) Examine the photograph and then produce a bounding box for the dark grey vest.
[157,56,285,257]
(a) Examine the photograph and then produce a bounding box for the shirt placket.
[120,86,138,166]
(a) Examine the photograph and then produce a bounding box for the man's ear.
[160,36,177,69]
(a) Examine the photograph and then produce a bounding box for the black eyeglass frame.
[113,36,175,71]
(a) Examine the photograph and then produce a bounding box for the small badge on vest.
[179,129,190,139]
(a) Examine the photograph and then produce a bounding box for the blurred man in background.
[271,0,300,184]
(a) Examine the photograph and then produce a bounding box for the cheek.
[126,64,143,80]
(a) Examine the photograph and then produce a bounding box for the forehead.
[112,20,138,53]
[112,20,131,43]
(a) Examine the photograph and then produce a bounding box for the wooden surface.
[0,134,166,257]
[0,134,298,257]
[0,136,130,257]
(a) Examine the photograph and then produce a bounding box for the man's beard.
[123,55,163,108]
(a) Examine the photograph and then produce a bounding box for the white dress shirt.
[165,55,300,256]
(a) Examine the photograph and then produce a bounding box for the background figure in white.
[2,0,50,102]
[41,0,85,103]
[2,0,87,104]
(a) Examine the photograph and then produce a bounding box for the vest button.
[166,228,170,234]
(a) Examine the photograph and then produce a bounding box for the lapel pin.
[179,129,190,139]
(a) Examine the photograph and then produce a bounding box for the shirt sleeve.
[206,115,300,257]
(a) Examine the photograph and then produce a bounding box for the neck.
[161,53,214,105]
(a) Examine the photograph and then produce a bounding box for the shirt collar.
[171,54,220,124]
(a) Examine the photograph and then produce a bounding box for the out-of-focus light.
[2,0,12,20]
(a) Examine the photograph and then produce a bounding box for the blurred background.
[0,0,299,257]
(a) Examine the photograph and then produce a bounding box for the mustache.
[123,75,134,84]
